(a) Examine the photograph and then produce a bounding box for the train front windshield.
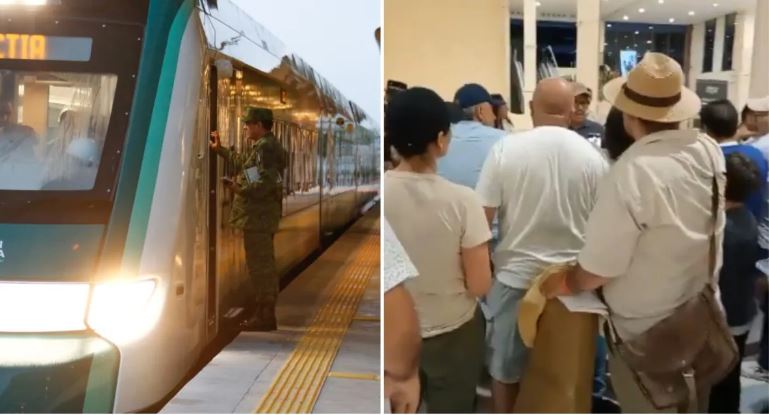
[0,9,144,223]
[0,70,117,191]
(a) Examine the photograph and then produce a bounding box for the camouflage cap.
[242,107,273,124]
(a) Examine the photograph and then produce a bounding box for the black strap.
[622,84,683,108]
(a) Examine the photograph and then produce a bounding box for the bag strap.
[705,140,721,288]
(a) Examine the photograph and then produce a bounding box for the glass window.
[510,20,577,70]
[0,70,117,191]
[703,19,716,73]
[600,22,687,96]
[722,13,736,71]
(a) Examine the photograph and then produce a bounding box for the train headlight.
[0,282,90,332]
[87,278,163,344]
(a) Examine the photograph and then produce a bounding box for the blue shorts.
[482,279,529,384]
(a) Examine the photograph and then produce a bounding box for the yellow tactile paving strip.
[327,371,380,381]
[254,230,379,414]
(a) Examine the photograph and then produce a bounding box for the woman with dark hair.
[602,107,635,161]
[490,93,514,132]
[384,87,492,413]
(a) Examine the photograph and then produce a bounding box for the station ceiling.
[509,0,757,24]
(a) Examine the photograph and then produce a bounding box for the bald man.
[475,78,609,412]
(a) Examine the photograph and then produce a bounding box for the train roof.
[197,0,377,131]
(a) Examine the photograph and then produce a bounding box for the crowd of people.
[383,52,769,414]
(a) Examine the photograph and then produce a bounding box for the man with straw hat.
[542,52,728,412]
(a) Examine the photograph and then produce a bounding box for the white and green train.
[0,0,379,412]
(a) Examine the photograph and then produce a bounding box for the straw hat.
[603,52,701,123]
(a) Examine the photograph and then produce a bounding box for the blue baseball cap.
[454,83,492,109]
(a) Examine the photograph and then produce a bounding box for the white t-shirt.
[385,170,492,338]
[383,217,418,293]
[475,126,609,289]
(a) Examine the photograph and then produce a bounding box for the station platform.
[161,210,381,414]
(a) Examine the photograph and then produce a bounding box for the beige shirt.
[384,170,492,338]
[579,129,726,340]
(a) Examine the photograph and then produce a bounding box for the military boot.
[241,302,277,332]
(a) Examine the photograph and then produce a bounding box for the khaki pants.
[244,231,277,304]
[514,299,597,413]
[608,350,710,413]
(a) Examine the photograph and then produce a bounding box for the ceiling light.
[635,30,640,35]
[688,11,695,16]
[713,2,718,6]
[646,40,653,44]
[623,15,629,20]
[0,0,52,4]
[638,8,645,13]
[607,23,612,28]
[658,0,664,3]
[649,26,654,30]
[536,1,541,6]
[669,17,675,23]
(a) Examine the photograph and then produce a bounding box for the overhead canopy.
[198,0,374,127]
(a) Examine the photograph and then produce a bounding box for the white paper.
[244,166,260,184]
[557,291,608,316]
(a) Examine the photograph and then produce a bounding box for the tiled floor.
[161,212,380,414]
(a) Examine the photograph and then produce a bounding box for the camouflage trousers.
[243,230,278,304]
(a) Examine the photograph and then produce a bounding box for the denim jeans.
[593,335,608,397]
[760,297,768,371]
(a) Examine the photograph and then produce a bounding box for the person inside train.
[490,93,514,132]
[569,82,604,147]
[210,107,288,332]
[543,52,726,413]
[475,77,608,413]
[384,86,492,413]
[0,100,37,164]
[383,217,421,414]
[708,152,762,413]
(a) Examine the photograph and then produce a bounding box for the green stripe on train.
[121,0,194,272]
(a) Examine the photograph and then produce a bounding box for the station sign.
[0,34,92,62]
[696,79,729,105]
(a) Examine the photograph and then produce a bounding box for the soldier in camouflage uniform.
[210,107,287,331]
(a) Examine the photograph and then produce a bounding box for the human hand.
[735,123,757,141]
[210,131,221,150]
[221,177,237,190]
[386,372,420,413]
[540,269,571,299]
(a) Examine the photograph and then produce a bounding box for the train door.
[206,64,219,339]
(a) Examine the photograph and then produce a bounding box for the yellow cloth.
[517,262,574,347]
